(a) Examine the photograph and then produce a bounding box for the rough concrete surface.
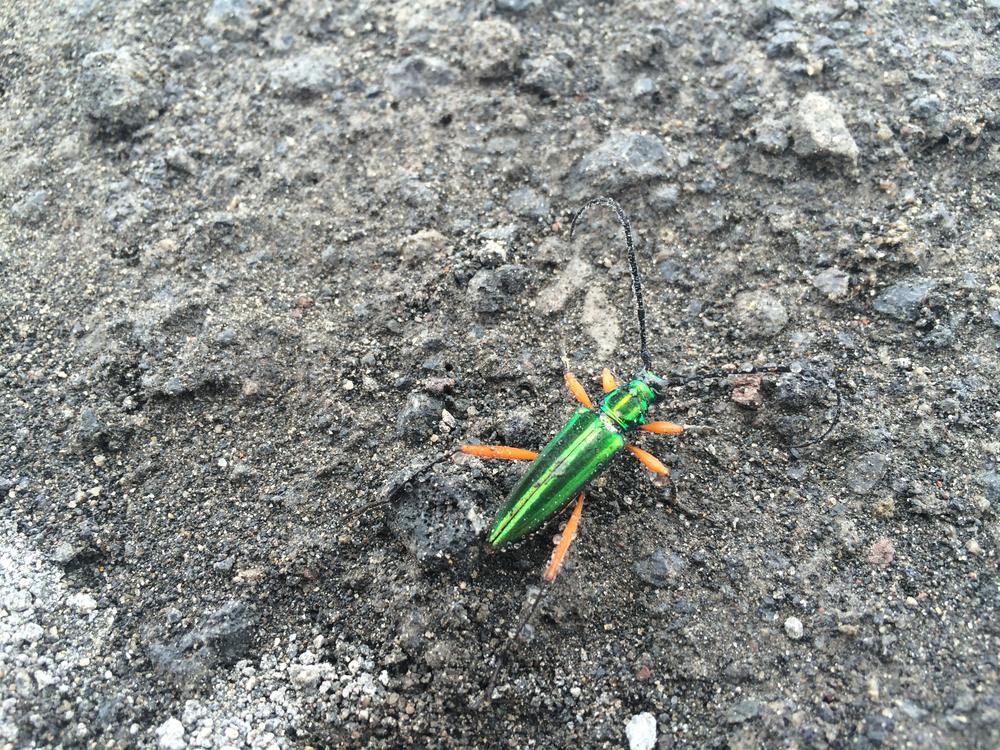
[1,0,998,748]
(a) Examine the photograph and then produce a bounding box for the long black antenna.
[570,196,652,371]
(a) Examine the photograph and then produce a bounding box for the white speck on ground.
[784,616,804,640]
[625,712,657,750]
[156,717,186,750]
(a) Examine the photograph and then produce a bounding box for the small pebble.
[867,538,895,569]
[625,712,657,750]
[156,717,185,750]
[14,622,45,645]
[289,664,324,689]
[784,616,804,640]
[873,278,937,321]
[847,452,887,495]
[464,19,523,79]
[812,267,850,300]
[34,670,55,689]
[733,290,788,338]
[791,92,859,164]
[67,592,98,613]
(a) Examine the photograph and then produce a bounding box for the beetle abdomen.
[488,407,625,547]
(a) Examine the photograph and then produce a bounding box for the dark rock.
[864,714,894,745]
[873,278,937,321]
[755,117,789,154]
[168,44,197,69]
[396,393,444,442]
[479,224,520,243]
[51,541,82,565]
[977,471,1000,503]
[320,244,350,271]
[733,290,788,338]
[390,465,490,566]
[398,175,437,208]
[79,47,162,137]
[522,57,569,98]
[215,328,236,347]
[96,695,125,725]
[766,30,802,58]
[634,549,687,587]
[164,147,198,175]
[569,131,672,197]
[385,56,456,99]
[909,94,941,120]
[708,31,736,64]
[725,699,763,724]
[496,407,542,447]
[496,0,538,12]
[467,264,529,314]
[774,361,831,406]
[76,407,107,449]
[161,376,187,397]
[811,267,849,300]
[147,600,258,684]
[847,452,888,494]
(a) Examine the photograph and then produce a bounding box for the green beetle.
[463,371,680,551]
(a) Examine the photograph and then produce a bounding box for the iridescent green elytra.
[487,375,659,547]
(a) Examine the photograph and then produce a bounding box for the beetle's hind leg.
[459,445,538,461]
[543,492,584,583]
[483,493,586,703]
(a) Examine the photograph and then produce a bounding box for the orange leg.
[640,421,685,435]
[601,368,619,393]
[626,445,671,477]
[544,493,585,583]
[564,372,594,409]
[460,445,539,461]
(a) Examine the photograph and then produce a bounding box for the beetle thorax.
[599,379,657,430]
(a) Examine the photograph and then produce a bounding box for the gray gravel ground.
[2,0,999,748]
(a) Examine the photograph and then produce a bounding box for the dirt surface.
[2,1,999,748]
